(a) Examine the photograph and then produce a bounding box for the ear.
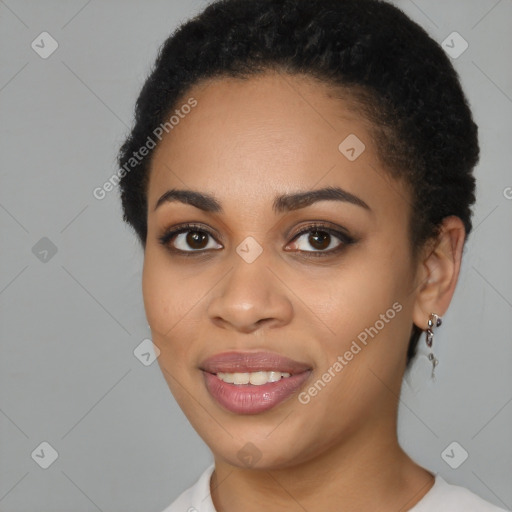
[412,216,466,330]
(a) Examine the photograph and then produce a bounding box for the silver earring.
[426,313,442,379]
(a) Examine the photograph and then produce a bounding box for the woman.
[118,0,509,510]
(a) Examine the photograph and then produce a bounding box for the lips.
[200,351,312,414]
[200,351,311,375]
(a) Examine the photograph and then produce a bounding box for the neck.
[210,415,434,512]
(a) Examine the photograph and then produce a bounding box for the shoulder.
[412,473,510,512]
[160,464,216,512]
[159,466,510,512]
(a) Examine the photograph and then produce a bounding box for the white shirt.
[161,464,510,512]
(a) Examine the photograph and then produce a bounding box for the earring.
[426,313,442,379]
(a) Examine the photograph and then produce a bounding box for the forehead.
[147,72,409,222]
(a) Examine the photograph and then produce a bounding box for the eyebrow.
[154,186,371,213]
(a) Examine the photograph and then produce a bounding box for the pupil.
[187,231,207,249]
[309,231,330,250]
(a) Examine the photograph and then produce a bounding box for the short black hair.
[118,0,479,367]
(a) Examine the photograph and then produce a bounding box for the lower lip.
[203,371,311,414]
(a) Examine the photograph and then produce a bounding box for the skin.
[142,71,466,512]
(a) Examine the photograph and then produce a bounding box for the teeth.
[216,371,291,385]
[233,372,249,385]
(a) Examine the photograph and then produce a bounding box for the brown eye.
[186,231,209,249]
[172,230,221,252]
[290,228,346,253]
[158,224,223,254]
[308,230,331,250]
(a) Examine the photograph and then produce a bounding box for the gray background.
[0,0,511,511]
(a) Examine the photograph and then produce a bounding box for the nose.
[207,251,294,333]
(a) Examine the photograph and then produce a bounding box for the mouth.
[200,351,312,414]
[214,370,292,385]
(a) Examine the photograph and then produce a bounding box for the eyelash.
[157,222,356,258]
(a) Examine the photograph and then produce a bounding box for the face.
[143,72,421,469]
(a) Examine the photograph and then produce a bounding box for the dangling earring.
[426,313,442,380]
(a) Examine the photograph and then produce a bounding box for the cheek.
[142,249,198,350]
[309,244,413,363]
[142,252,204,407]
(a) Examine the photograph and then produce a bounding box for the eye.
[287,224,354,256]
[158,222,355,257]
[158,223,222,254]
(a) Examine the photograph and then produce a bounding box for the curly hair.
[117,0,479,367]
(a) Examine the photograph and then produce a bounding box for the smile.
[200,351,312,414]
[215,371,291,385]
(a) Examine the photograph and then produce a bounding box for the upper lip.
[200,351,312,375]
